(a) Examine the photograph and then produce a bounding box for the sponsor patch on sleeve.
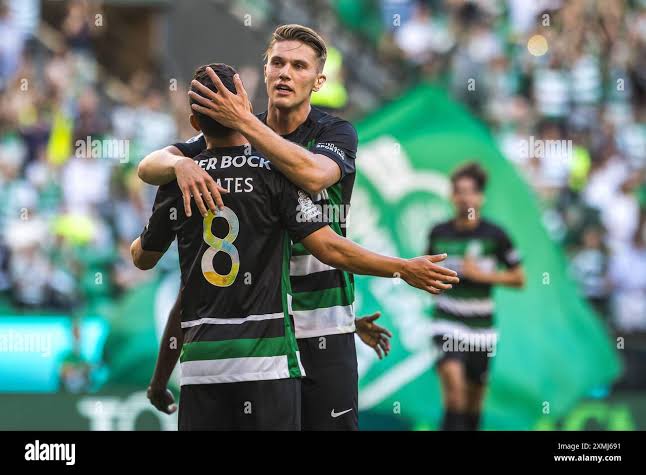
[314,142,345,161]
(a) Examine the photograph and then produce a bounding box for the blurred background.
[0,0,645,430]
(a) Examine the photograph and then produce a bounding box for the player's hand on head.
[146,385,177,415]
[175,157,228,217]
[355,312,392,359]
[401,254,459,294]
[188,67,252,130]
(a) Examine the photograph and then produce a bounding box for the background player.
[132,63,460,430]
[426,162,525,431]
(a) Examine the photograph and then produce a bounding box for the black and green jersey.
[140,146,328,385]
[426,219,521,334]
[174,107,358,339]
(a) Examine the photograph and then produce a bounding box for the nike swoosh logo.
[331,408,353,418]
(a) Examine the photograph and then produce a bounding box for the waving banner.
[351,85,621,430]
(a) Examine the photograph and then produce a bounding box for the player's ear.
[263,64,268,83]
[313,73,326,93]
[189,114,201,132]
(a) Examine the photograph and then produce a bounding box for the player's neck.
[203,132,249,150]
[266,102,311,135]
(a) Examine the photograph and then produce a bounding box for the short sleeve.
[274,175,329,243]
[173,134,206,158]
[140,182,181,253]
[312,120,358,180]
[495,228,521,268]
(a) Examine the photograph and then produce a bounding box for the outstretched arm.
[301,226,459,294]
[462,259,525,288]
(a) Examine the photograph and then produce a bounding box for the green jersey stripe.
[292,243,309,256]
[290,286,353,311]
[432,239,498,255]
[281,234,302,377]
[180,336,290,362]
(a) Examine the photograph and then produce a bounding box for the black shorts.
[178,378,301,431]
[432,334,492,385]
[297,332,358,431]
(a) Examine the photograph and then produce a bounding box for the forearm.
[150,293,183,388]
[138,146,184,185]
[239,114,331,194]
[305,231,405,278]
[479,268,525,287]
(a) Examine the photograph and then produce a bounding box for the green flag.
[352,84,621,430]
[102,272,180,391]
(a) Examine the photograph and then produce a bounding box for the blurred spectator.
[134,87,177,157]
[609,220,646,332]
[570,225,610,318]
[0,0,25,86]
[381,0,416,32]
[62,0,98,54]
[394,2,448,66]
[600,172,642,253]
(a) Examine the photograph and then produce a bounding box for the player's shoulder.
[428,219,455,236]
[310,107,357,135]
[479,219,511,239]
[173,133,206,158]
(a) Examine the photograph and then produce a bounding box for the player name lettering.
[214,177,254,193]
[194,155,271,171]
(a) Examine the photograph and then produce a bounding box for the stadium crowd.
[0,0,645,340]
[0,0,180,315]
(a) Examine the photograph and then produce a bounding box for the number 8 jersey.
[139,145,329,385]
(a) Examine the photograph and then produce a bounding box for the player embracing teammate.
[135,25,459,430]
